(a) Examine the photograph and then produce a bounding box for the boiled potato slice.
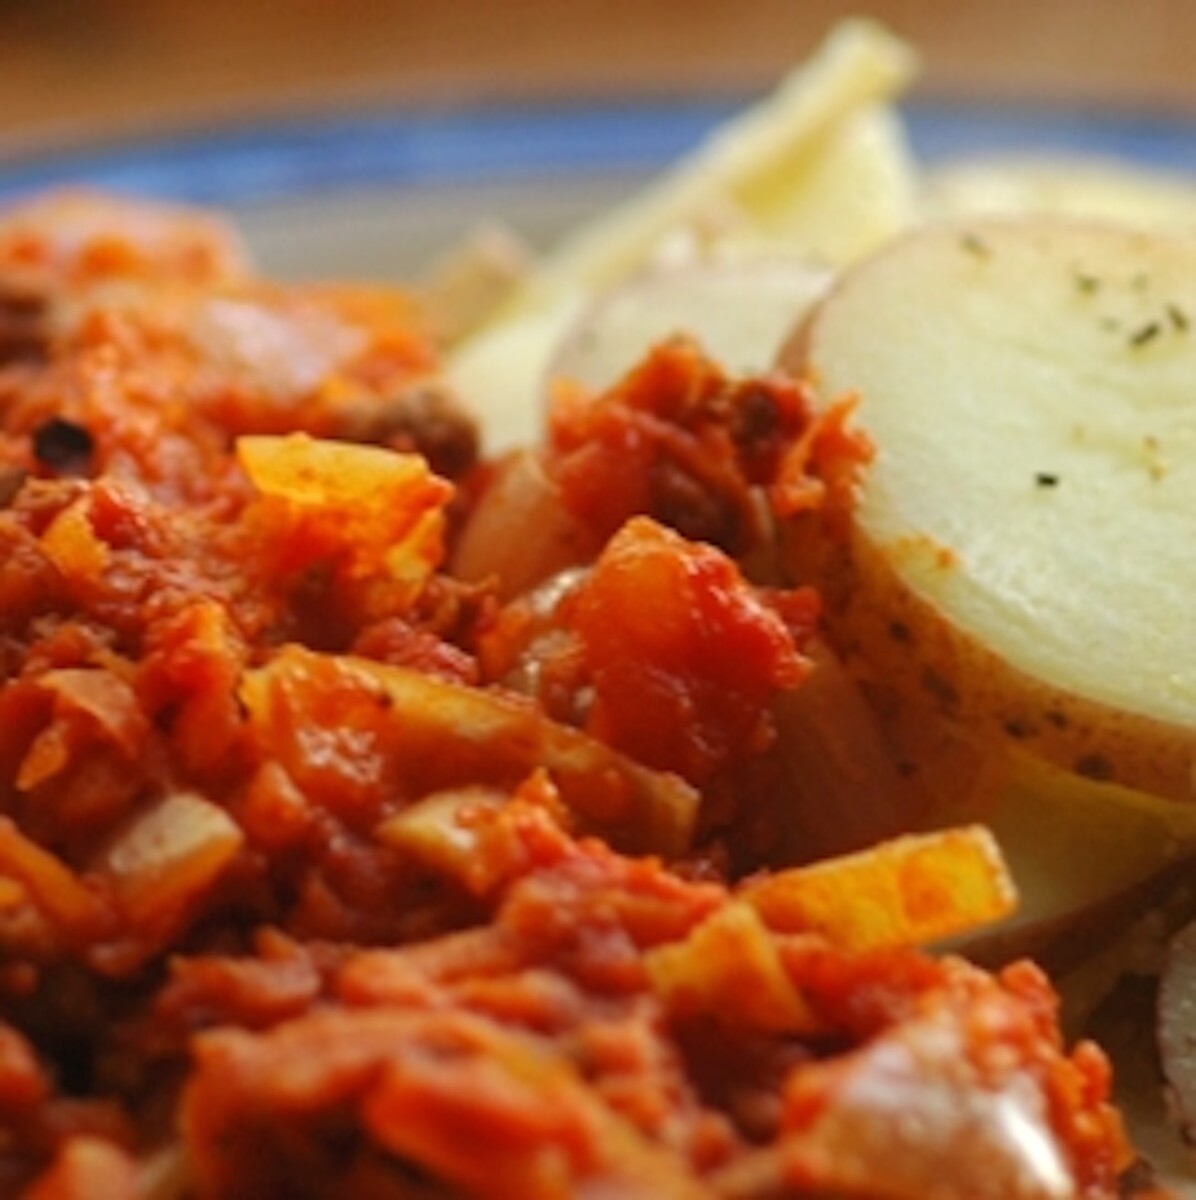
[946,748,1196,970]
[787,217,1196,805]
[925,155,1196,232]
[548,257,831,394]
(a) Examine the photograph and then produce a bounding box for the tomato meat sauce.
[0,192,1149,1198]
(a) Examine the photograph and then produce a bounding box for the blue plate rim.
[0,97,1193,209]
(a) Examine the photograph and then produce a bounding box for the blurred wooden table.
[1,0,1194,150]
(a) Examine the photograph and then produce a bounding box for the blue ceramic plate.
[0,98,1193,279]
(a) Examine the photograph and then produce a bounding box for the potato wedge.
[504,18,915,309]
[451,19,917,451]
[786,217,1196,805]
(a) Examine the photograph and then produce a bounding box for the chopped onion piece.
[98,791,243,932]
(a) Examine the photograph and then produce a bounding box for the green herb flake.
[960,233,990,259]
[1129,320,1162,348]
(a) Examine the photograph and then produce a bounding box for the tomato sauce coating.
[0,192,1148,1199]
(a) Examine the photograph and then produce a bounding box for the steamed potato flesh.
[792,217,1196,807]
[548,258,830,394]
[925,156,1196,233]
